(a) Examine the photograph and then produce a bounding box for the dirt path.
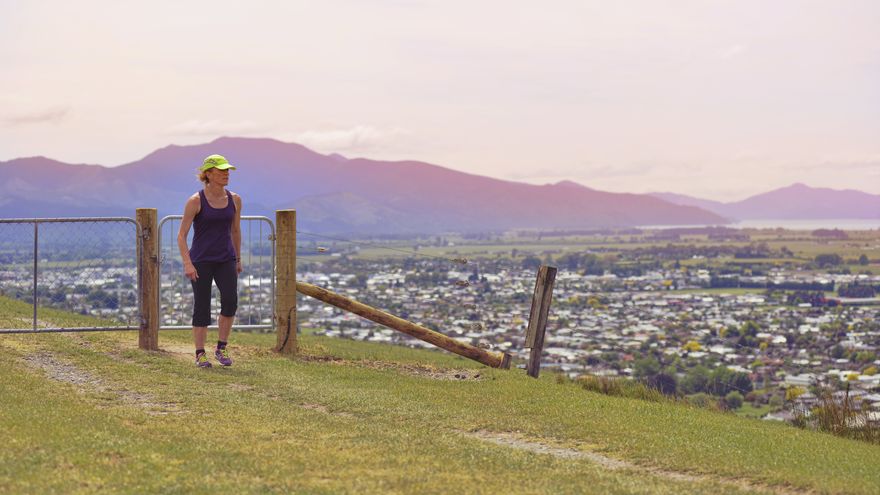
[21,352,184,416]
[464,430,811,495]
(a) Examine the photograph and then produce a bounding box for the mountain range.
[651,184,880,221]
[1,137,876,233]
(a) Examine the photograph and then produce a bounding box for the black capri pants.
[191,259,238,327]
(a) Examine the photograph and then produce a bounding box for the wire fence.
[157,215,276,331]
[4,215,872,420]
[0,218,142,333]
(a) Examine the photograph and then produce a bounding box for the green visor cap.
[199,154,237,172]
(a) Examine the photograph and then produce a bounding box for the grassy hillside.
[2,308,880,493]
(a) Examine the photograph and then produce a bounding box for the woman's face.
[207,168,230,186]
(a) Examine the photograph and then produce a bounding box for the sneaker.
[196,352,212,368]
[215,347,233,366]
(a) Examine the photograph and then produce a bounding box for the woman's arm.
[232,193,243,273]
[178,195,200,280]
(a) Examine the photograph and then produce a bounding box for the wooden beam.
[296,281,511,369]
[525,265,556,378]
[136,208,159,351]
[275,210,297,354]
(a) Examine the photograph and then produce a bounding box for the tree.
[814,253,843,267]
[521,255,542,271]
[633,357,660,379]
[650,372,678,396]
[707,366,753,396]
[681,366,710,394]
[859,254,870,266]
[556,253,582,271]
[633,358,677,395]
[737,320,761,348]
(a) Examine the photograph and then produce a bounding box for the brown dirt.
[299,354,484,381]
[22,352,184,415]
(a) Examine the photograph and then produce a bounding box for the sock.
[217,341,227,350]
[196,349,205,357]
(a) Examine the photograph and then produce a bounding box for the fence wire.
[0,218,141,333]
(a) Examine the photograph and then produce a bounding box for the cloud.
[2,106,69,126]
[293,125,412,152]
[718,44,747,59]
[793,155,880,171]
[164,119,268,136]
[508,161,670,186]
[582,162,657,179]
[506,167,583,181]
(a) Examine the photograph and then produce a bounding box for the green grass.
[3,319,880,493]
[0,294,123,329]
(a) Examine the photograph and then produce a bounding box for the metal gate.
[0,217,143,334]
[157,215,275,330]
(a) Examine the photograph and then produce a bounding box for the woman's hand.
[184,262,198,281]
[236,260,243,274]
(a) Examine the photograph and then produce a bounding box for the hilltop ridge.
[1,300,879,494]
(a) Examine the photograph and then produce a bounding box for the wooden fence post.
[525,265,556,378]
[275,210,297,354]
[137,208,159,351]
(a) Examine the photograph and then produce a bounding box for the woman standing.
[177,154,243,368]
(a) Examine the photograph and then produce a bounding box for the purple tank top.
[189,190,236,263]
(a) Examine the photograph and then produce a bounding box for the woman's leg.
[191,261,216,356]
[214,260,238,362]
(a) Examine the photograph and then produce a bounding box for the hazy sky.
[2,0,878,200]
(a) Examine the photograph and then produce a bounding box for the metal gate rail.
[157,215,275,330]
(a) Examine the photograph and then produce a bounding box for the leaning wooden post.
[275,210,297,354]
[136,208,159,351]
[525,265,556,378]
[297,281,511,369]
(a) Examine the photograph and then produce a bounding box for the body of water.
[641,219,880,231]
[730,219,880,230]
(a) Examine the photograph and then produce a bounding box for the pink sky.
[1,0,878,201]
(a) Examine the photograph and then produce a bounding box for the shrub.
[811,387,880,444]
[687,393,716,409]
[682,341,702,352]
[725,391,744,410]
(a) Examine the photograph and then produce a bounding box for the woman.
[177,154,243,368]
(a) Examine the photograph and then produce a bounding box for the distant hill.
[0,137,726,233]
[649,192,729,216]
[653,183,880,221]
